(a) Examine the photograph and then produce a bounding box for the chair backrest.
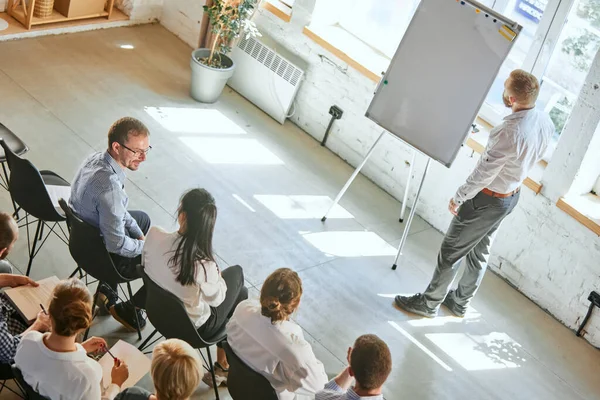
[11,365,51,400]
[58,199,126,284]
[0,139,59,221]
[222,341,278,400]
[140,268,213,348]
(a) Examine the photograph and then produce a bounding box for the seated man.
[316,334,392,400]
[0,212,18,274]
[70,117,152,331]
[0,212,50,364]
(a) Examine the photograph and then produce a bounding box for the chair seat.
[200,325,227,346]
[40,170,70,187]
[0,124,28,162]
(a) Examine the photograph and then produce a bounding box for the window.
[479,0,553,124]
[337,0,419,59]
[537,0,600,141]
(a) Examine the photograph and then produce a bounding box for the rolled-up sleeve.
[97,188,144,257]
[454,127,513,204]
[124,211,143,239]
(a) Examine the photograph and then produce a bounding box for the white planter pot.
[190,49,236,104]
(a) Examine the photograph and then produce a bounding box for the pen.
[103,344,117,361]
[39,304,47,315]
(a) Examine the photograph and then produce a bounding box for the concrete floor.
[0,24,598,400]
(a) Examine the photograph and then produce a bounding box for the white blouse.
[14,331,120,400]
[143,226,227,327]
[226,300,328,400]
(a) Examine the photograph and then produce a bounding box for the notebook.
[98,340,151,391]
[4,276,60,323]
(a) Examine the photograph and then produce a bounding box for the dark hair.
[169,189,217,286]
[0,212,17,250]
[107,117,149,148]
[350,334,392,391]
[260,268,302,323]
[48,278,93,337]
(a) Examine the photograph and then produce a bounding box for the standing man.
[395,69,554,318]
[70,117,152,331]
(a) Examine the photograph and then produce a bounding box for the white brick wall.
[160,0,205,48]
[116,0,162,21]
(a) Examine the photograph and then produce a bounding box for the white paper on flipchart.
[98,340,151,391]
[365,0,520,167]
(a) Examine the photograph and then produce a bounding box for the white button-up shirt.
[454,108,554,204]
[226,300,328,400]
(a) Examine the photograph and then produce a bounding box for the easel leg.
[322,131,386,221]
[392,158,431,270]
[399,150,417,223]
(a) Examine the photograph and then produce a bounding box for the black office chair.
[138,268,226,400]
[222,341,278,400]
[58,199,143,341]
[0,138,70,277]
[11,365,49,400]
[0,124,29,217]
[0,363,24,398]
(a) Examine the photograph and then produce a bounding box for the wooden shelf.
[6,0,115,30]
[11,8,109,26]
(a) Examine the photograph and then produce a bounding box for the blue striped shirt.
[316,380,384,400]
[70,151,144,257]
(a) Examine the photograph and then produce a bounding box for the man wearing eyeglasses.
[70,117,152,332]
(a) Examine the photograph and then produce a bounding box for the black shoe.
[394,293,437,318]
[442,290,466,318]
[96,283,118,316]
[109,302,147,332]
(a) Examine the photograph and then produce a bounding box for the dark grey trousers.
[423,190,520,311]
[114,387,152,400]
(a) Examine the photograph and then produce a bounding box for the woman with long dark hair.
[143,188,247,387]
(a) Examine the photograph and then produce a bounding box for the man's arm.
[97,189,144,257]
[454,127,514,205]
[124,210,143,240]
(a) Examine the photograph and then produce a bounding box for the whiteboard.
[365,0,521,167]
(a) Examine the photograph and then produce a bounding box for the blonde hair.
[151,339,202,400]
[260,268,303,323]
[507,69,539,104]
[49,278,93,337]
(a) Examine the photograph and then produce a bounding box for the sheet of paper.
[98,340,151,391]
[45,184,71,208]
[4,276,60,323]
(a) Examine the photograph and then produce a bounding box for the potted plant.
[190,0,261,103]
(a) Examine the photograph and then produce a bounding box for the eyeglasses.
[119,143,152,157]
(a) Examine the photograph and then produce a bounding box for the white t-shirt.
[226,300,328,400]
[14,331,120,400]
[143,226,227,327]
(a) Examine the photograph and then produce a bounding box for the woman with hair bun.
[227,268,328,400]
[15,278,129,400]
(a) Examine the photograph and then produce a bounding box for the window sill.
[262,0,292,23]
[557,195,600,236]
[303,24,387,82]
[466,118,544,194]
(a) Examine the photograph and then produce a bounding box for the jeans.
[197,265,248,345]
[423,191,520,311]
[108,210,151,308]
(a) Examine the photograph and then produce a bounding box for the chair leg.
[38,222,44,241]
[26,220,42,276]
[138,328,159,352]
[206,347,220,400]
[84,286,102,341]
[69,267,81,278]
[127,282,142,341]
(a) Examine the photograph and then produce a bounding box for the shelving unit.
[7,0,115,30]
